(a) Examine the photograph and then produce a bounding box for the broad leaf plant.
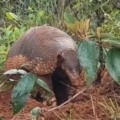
[64,12,120,86]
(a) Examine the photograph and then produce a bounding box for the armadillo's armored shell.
[5,26,76,75]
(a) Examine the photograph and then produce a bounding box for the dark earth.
[0,70,120,120]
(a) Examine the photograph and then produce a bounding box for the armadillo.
[4,26,82,104]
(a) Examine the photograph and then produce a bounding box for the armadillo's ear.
[57,53,64,66]
[57,52,66,70]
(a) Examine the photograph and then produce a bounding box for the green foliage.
[65,0,98,19]
[0,0,120,115]
[64,12,76,24]
[12,73,37,114]
[10,71,52,114]
[0,25,26,70]
[0,0,65,71]
[31,107,41,119]
[36,79,52,100]
[64,13,90,40]
[5,12,19,21]
[101,35,120,49]
[0,25,26,44]
[78,41,100,86]
[101,10,120,37]
[36,79,52,93]
[0,0,119,71]
[64,6,120,86]
[106,49,120,85]
[23,10,49,28]
[0,0,63,27]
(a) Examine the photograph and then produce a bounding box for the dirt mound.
[0,91,45,120]
[0,71,120,120]
[43,72,120,120]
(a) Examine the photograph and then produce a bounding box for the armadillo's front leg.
[38,75,57,107]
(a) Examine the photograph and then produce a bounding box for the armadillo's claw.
[43,95,57,107]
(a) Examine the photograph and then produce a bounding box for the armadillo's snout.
[71,73,81,87]
[72,75,81,87]
[60,49,82,87]
[65,69,81,87]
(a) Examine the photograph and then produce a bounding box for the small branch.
[46,87,87,113]
[101,0,110,14]
[59,81,76,91]
[90,95,98,120]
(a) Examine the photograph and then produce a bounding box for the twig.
[11,110,23,120]
[101,0,110,15]
[53,112,63,120]
[90,95,98,120]
[59,81,76,91]
[46,87,87,113]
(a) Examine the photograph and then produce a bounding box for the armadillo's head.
[57,49,82,87]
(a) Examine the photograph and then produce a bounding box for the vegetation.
[0,0,120,118]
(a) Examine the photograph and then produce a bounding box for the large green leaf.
[78,41,100,86]
[106,48,120,85]
[12,73,37,114]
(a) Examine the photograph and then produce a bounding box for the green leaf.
[31,107,41,120]
[78,41,100,86]
[101,36,120,49]
[106,48,120,85]
[12,73,37,114]
[36,79,51,93]
[101,38,120,48]
[64,12,76,24]
[28,7,33,11]
[38,10,45,17]
[5,12,19,21]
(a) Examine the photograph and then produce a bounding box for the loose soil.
[0,70,120,120]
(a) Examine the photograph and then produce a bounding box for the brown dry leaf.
[97,27,102,40]
[85,19,90,36]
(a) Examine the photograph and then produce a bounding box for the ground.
[0,70,120,120]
